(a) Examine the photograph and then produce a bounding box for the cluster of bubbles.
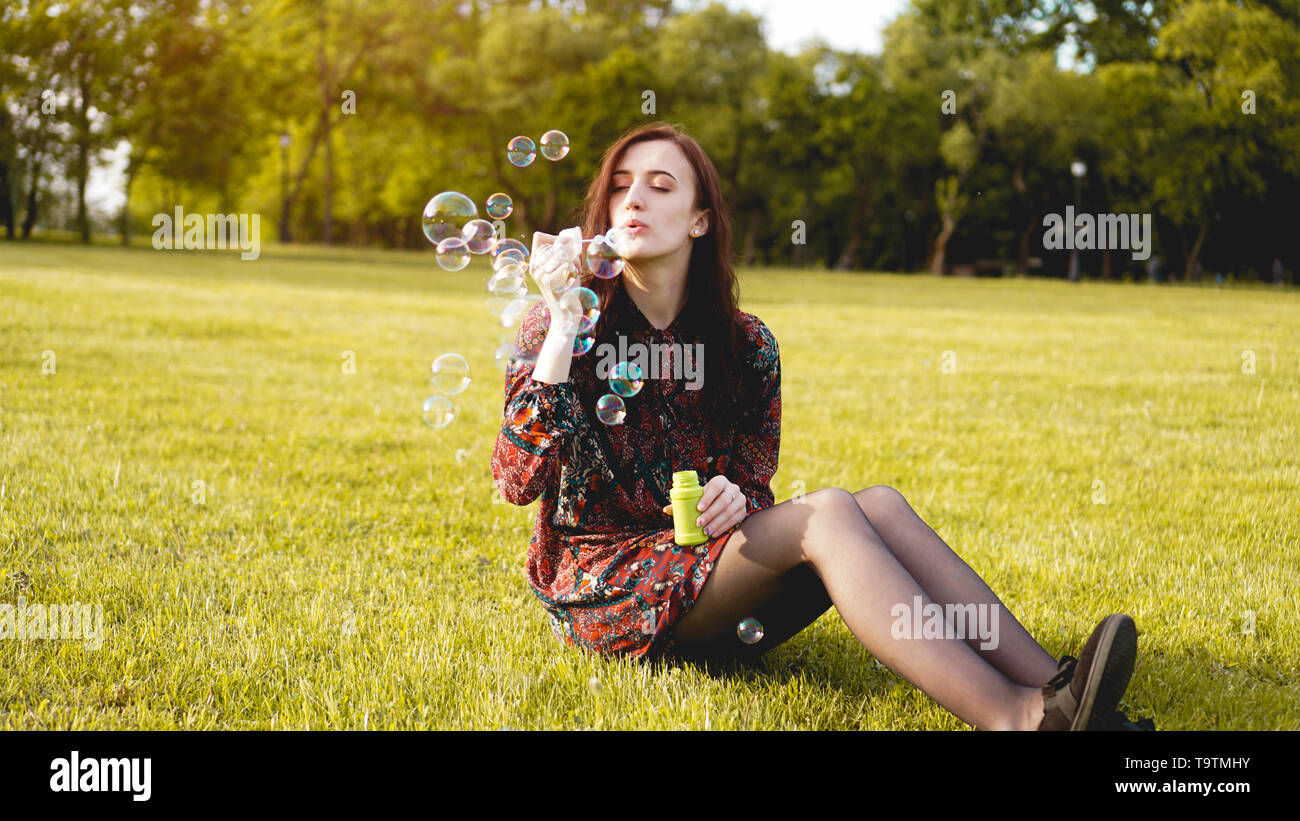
[423,352,471,429]
[507,130,570,167]
[417,128,638,432]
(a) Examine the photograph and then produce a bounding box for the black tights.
[667,487,1061,730]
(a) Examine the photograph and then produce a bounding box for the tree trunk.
[834,233,862,271]
[1183,221,1208,281]
[740,211,759,267]
[929,213,955,275]
[0,160,13,240]
[21,155,41,239]
[75,79,91,244]
[317,7,334,245]
[1017,214,1036,275]
[119,153,135,246]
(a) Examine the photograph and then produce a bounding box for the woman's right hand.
[530,229,586,335]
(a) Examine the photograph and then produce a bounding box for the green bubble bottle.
[670,470,708,546]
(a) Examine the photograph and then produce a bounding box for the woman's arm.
[490,230,591,506]
[726,317,781,514]
[490,302,586,506]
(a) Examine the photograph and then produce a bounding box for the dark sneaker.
[1037,614,1139,731]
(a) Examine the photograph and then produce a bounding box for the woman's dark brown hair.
[573,122,753,426]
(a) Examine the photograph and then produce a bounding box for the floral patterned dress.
[490,284,782,663]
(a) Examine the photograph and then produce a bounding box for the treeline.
[2,0,1298,281]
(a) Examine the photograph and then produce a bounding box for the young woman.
[490,122,1151,731]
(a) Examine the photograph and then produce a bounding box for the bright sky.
[87,0,910,214]
[716,0,911,55]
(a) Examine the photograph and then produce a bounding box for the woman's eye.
[612,186,628,192]
[651,186,667,191]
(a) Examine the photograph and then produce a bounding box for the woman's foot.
[1036,614,1139,731]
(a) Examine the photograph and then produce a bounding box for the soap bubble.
[595,394,626,425]
[604,226,629,252]
[586,235,625,279]
[494,251,526,272]
[488,265,526,298]
[587,675,601,693]
[572,334,594,356]
[486,295,513,318]
[422,191,477,245]
[431,353,471,395]
[540,130,570,161]
[507,135,536,167]
[490,238,529,265]
[461,219,495,254]
[436,236,470,271]
[609,361,643,398]
[422,395,454,429]
[569,286,600,335]
[737,617,764,645]
[500,295,534,327]
[494,344,514,372]
[486,193,514,219]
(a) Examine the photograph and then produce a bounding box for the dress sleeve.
[726,316,781,515]
[490,301,585,506]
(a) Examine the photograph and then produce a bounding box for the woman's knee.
[853,485,910,522]
[807,487,863,519]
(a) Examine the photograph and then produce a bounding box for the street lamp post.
[1068,159,1086,282]
[279,131,291,243]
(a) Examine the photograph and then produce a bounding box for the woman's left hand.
[662,475,748,539]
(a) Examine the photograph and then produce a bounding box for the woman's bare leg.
[853,486,1060,688]
[670,488,1044,730]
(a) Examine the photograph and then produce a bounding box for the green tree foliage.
[1,0,1297,282]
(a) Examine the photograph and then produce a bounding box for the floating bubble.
[422,394,454,429]
[539,130,570,161]
[494,250,526,272]
[507,135,536,167]
[572,334,594,356]
[587,675,602,693]
[565,286,600,335]
[586,235,625,279]
[488,266,526,298]
[486,295,513,318]
[494,343,514,372]
[422,191,477,245]
[500,295,533,328]
[436,236,470,271]
[737,617,764,645]
[603,226,629,257]
[595,393,625,425]
[461,219,495,254]
[609,361,643,398]
[486,192,514,219]
[490,238,529,265]
[431,353,471,395]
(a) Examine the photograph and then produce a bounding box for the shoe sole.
[1071,615,1138,731]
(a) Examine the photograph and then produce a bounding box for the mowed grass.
[1,239,1298,730]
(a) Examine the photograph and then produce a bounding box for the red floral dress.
[490,285,781,664]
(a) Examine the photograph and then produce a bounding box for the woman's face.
[607,139,710,262]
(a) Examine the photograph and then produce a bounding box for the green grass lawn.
[2,239,1297,730]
